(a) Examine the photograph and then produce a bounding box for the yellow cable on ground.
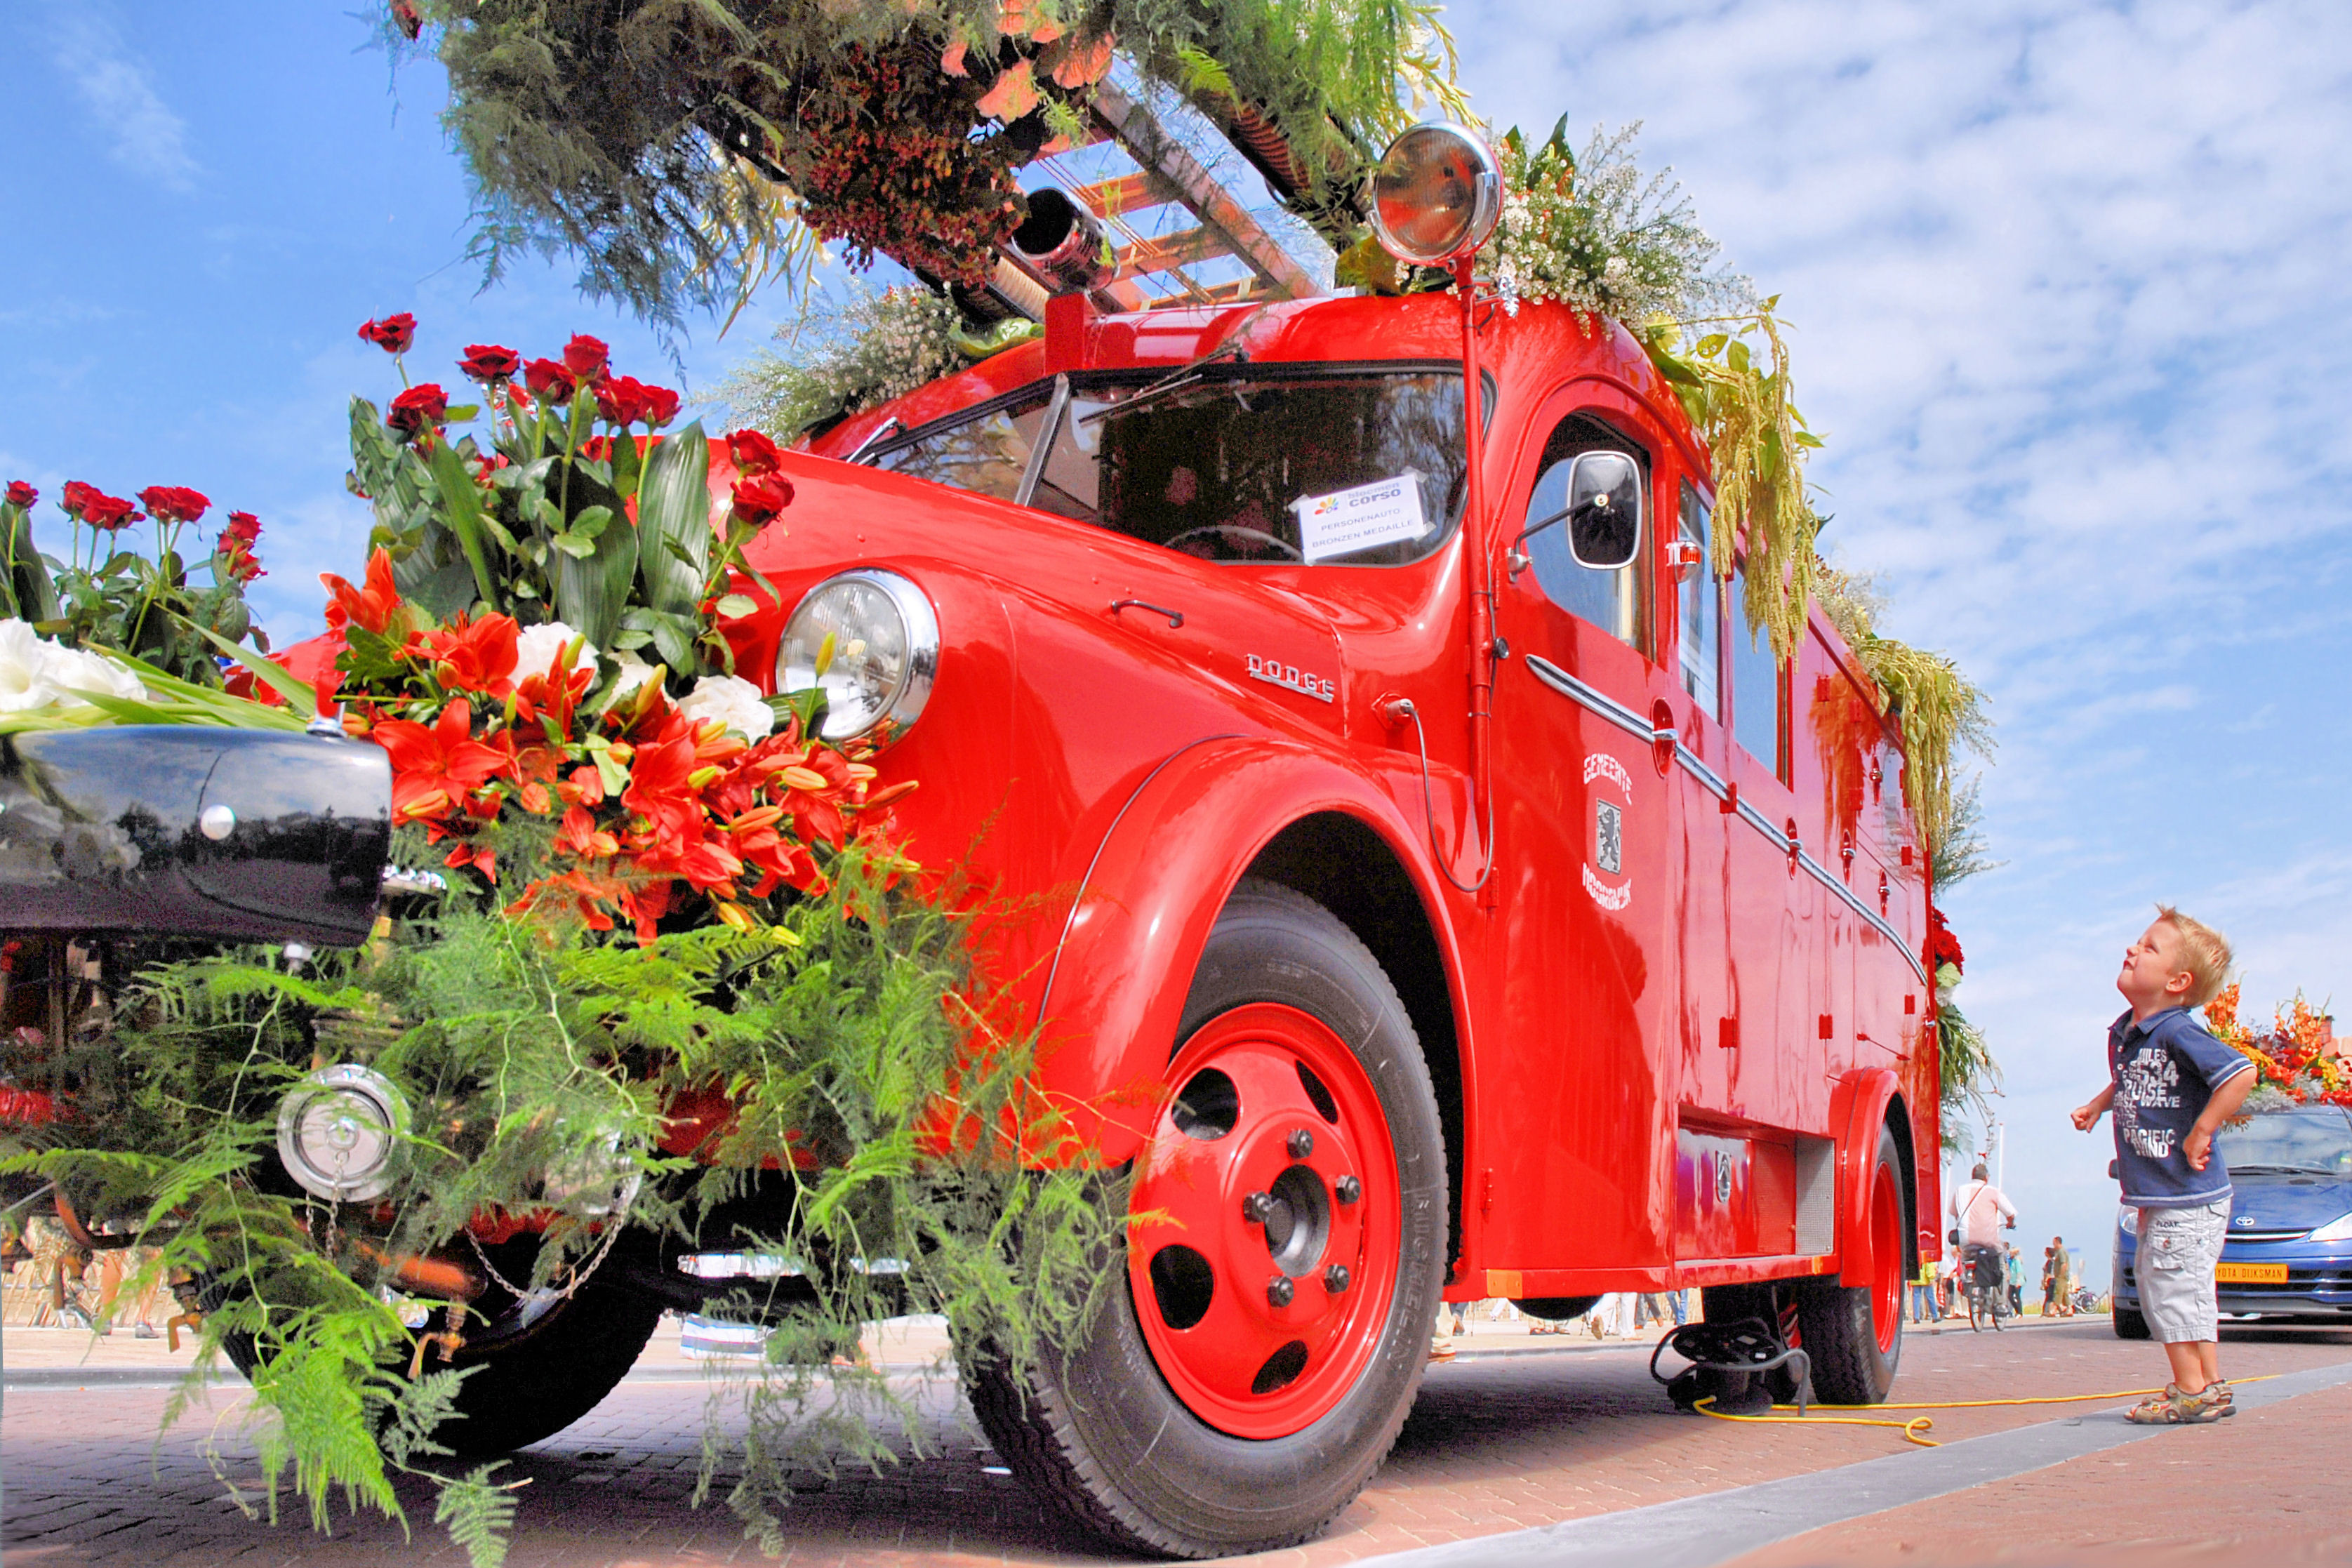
[1693,1396,1939,1446]
[1689,1374,2280,1450]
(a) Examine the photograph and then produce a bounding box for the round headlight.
[1368,122,1502,268]
[776,569,938,743]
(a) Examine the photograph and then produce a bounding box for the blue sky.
[7,0,2349,1285]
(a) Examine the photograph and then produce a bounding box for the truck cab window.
[1677,483,1719,719]
[1730,556,1786,780]
[1523,414,1649,651]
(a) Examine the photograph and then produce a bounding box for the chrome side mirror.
[1506,450,1645,577]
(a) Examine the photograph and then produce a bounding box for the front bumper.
[2113,1229,2352,1318]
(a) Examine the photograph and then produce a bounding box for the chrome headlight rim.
[277,1063,409,1204]
[776,567,940,745]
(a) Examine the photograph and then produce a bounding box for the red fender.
[1831,1065,1903,1289]
[1030,734,1471,1167]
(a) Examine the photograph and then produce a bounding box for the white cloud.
[1454,0,2352,1282]
[46,8,199,194]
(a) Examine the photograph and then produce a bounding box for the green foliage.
[386,0,1465,331]
[717,286,965,440]
[3,838,1119,1562]
[1933,962,2000,1148]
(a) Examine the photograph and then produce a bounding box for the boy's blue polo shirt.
[2108,1004,2254,1208]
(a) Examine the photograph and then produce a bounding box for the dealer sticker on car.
[1293,473,1427,562]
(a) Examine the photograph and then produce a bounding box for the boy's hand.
[2185,1126,2213,1171]
[2070,1103,2103,1131]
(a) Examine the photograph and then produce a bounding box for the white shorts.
[2138,1198,2230,1343]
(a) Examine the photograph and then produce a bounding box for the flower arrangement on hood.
[305,552,909,941]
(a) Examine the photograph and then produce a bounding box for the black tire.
[1796,1124,1908,1404]
[964,879,1448,1558]
[2113,1305,2151,1340]
[216,1233,665,1457]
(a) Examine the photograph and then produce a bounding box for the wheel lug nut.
[1267,1275,1295,1308]
[1287,1128,1315,1160]
[1324,1263,1350,1294]
[1334,1175,1362,1204]
[1242,1190,1273,1224]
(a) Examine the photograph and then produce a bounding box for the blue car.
[2112,1103,2352,1336]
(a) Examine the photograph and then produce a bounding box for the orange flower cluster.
[2205,984,2351,1108]
[321,548,912,943]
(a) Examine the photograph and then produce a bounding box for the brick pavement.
[4,1317,2347,1567]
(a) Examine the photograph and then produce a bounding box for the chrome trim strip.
[1524,656,1653,741]
[1522,654,1926,985]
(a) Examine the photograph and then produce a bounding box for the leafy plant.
[718,285,967,441]
[0,479,270,687]
[381,0,1467,331]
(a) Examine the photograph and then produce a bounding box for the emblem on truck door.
[1245,653,1336,703]
[1581,751,1633,911]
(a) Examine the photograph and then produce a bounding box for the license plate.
[2216,1262,2288,1284]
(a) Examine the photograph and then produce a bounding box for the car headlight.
[776,569,938,743]
[2306,1211,2352,1244]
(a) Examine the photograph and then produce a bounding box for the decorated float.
[1,2,1995,1561]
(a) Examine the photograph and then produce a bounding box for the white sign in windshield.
[1292,473,1427,564]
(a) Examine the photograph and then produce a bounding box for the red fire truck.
[693,123,1939,1555]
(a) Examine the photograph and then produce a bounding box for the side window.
[1677,483,1719,718]
[1730,556,1786,780]
[1522,414,1650,653]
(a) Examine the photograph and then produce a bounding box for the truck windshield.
[2217,1105,2352,1176]
[874,366,1469,567]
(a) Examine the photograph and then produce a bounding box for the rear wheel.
[1797,1123,1908,1404]
[964,880,1448,1558]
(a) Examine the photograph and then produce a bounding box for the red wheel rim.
[1870,1162,1903,1355]
[1126,1003,1402,1440]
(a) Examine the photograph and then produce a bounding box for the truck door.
[1482,390,1677,1273]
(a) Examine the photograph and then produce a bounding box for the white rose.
[609,649,658,696]
[514,620,595,681]
[677,674,773,740]
[0,620,62,713]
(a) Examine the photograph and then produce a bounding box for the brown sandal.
[2125,1384,2224,1424]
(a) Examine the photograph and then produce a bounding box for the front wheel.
[215,1230,665,1457]
[964,881,1449,1558]
[2113,1304,2151,1339]
[1795,1124,1908,1404]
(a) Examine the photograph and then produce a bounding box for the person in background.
[2006,1244,2027,1316]
[1909,1258,1939,1324]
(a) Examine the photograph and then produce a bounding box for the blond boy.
[2071,907,2254,1423]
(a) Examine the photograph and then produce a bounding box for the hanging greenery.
[718,286,968,440]
[387,0,1467,333]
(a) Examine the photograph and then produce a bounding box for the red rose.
[135,485,210,525]
[4,481,34,510]
[592,375,682,429]
[458,343,522,383]
[730,473,795,527]
[523,358,575,401]
[387,383,451,439]
[358,313,417,354]
[391,0,423,39]
[726,430,783,477]
[60,481,140,531]
[220,510,261,548]
[580,436,614,463]
[561,333,609,381]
